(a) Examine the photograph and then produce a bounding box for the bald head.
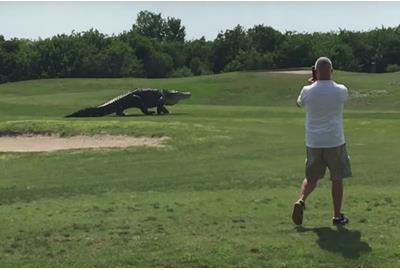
[315,57,333,80]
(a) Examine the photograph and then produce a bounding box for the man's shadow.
[296,226,372,259]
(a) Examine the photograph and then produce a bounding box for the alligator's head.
[162,90,192,105]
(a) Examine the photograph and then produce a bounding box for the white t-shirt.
[297,80,348,148]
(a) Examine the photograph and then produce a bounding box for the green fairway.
[0,71,400,267]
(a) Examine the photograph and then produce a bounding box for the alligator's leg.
[156,105,169,115]
[156,96,170,115]
[115,110,126,116]
[157,105,162,115]
[161,106,169,114]
[156,97,164,115]
[131,95,154,115]
[141,103,155,115]
[157,105,168,115]
[142,109,155,115]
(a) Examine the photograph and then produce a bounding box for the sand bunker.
[350,89,390,97]
[270,70,311,75]
[0,135,167,153]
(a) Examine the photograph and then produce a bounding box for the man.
[292,57,352,226]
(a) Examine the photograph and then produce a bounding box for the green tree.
[185,37,213,74]
[276,32,314,68]
[212,25,249,73]
[102,39,144,77]
[248,24,283,53]
[135,11,165,41]
[164,17,186,42]
[236,48,274,70]
[144,51,174,78]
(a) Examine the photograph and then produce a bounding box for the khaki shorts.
[305,144,352,181]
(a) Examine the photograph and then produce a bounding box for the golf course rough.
[0,70,400,267]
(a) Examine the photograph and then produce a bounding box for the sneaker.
[332,213,349,225]
[292,199,305,225]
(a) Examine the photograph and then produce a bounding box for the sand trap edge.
[0,134,169,153]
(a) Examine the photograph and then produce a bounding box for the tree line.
[1,10,400,83]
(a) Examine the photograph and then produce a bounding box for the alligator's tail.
[65,107,107,117]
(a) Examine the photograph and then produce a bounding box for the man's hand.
[308,66,317,84]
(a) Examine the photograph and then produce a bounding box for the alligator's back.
[97,91,134,108]
[65,88,163,117]
[130,88,162,108]
[66,90,135,117]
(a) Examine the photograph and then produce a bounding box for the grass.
[0,70,400,267]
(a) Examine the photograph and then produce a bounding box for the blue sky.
[1,1,400,40]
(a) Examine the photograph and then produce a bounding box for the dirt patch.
[0,135,168,153]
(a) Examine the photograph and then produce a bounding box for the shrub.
[170,66,193,77]
[223,59,242,72]
[385,64,400,73]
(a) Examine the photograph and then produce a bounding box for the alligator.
[66,88,191,117]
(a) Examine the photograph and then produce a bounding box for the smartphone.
[311,65,316,81]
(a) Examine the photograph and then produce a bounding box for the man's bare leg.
[299,178,317,202]
[332,179,343,218]
[292,178,317,225]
